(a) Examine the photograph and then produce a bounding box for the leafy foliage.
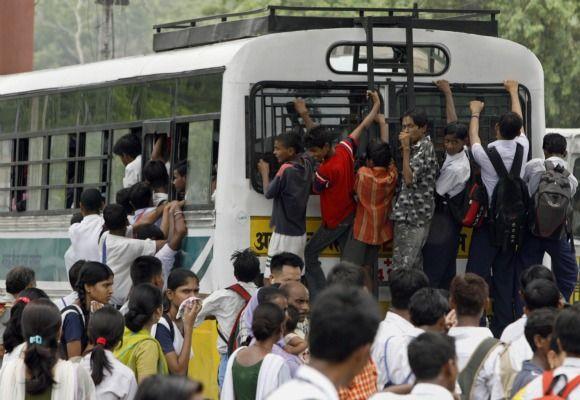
[33,0,579,126]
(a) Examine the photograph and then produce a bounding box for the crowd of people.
[0,77,578,400]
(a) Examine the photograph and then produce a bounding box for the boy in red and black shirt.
[300,91,380,300]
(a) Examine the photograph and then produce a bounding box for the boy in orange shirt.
[343,113,397,291]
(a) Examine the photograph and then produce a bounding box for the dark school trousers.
[519,233,578,302]
[466,223,520,338]
[304,212,354,301]
[422,209,462,290]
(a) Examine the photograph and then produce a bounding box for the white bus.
[0,6,545,298]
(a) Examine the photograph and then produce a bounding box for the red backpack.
[537,370,580,399]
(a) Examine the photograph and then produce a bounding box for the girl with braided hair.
[60,261,113,360]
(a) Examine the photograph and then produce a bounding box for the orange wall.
[0,0,34,75]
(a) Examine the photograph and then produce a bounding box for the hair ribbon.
[29,335,42,345]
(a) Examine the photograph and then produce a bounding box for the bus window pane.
[48,161,67,209]
[83,88,109,125]
[50,135,68,159]
[185,120,213,205]
[27,137,43,211]
[176,74,222,116]
[111,85,142,123]
[109,129,129,202]
[85,131,103,157]
[0,100,18,134]
[0,140,12,211]
[142,80,175,119]
[59,92,81,127]
[83,160,101,184]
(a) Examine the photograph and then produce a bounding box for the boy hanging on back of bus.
[519,133,578,302]
[113,133,142,189]
[391,109,439,270]
[466,80,530,337]
[257,127,314,282]
[300,91,381,301]
[422,80,470,289]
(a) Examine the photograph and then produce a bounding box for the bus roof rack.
[152,4,500,52]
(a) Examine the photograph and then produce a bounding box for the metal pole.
[363,17,375,91]
[405,25,415,110]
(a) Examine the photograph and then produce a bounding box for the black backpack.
[486,143,530,251]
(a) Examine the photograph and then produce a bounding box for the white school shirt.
[371,312,418,390]
[69,214,104,263]
[128,207,156,226]
[524,156,578,196]
[98,231,156,306]
[471,132,529,202]
[436,150,471,197]
[56,291,79,311]
[515,357,580,399]
[80,349,138,400]
[151,316,187,357]
[153,192,168,206]
[155,244,177,287]
[384,327,423,386]
[448,326,505,400]
[123,155,142,188]
[267,365,339,400]
[501,316,532,371]
[370,383,455,400]
[194,281,258,354]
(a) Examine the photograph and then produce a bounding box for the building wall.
[0,0,34,75]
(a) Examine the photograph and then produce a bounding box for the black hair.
[389,268,429,310]
[401,109,428,128]
[134,375,203,400]
[87,307,125,385]
[270,252,304,274]
[257,286,285,305]
[326,262,365,288]
[166,269,199,291]
[2,288,49,353]
[125,283,163,333]
[543,133,567,156]
[115,188,134,215]
[523,279,561,311]
[366,141,392,168]
[103,204,128,231]
[129,182,153,210]
[524,308,558,352]
[6,266,36,296]
[173,160,187,177]
[303,125,336,149]
[450,273,489,317]
[408,332,456,381]
[231,248,260,283]
[80,188,104,213]
[21,299,61,395]
[252,302,285,341]
[113,133,141,158]
[498,111,523,140]
[133,223,165,240]
[520,264,556,289]
[131,256,163,286]
[76,262,114,323]
[70,212,84,225]
[554,306,580,355]
[68,260,85,288]
[309,286,380,363]
[444,122,468,141]
[409,288,449,327]
[275,132,304,154]
[143,160,169,190]
[286,305,300,333]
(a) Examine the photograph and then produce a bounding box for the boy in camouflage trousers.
[391,110,439,269]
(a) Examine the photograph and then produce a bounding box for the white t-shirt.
[267,365,338,400]
[371,312,417,390]
[436,150,471,198]
[98,231,156,306]
[370,383,454,400]
[448,326,505,400]
[501,316,532,371]
[69,214,104,263]
[155,244,177,287]
[80,349,138,400]
[383,327,423,386]
[471,132,529,202]
[123,155,142,189]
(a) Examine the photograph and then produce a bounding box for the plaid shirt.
[338,358,378,400]
[353,164,398,245]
